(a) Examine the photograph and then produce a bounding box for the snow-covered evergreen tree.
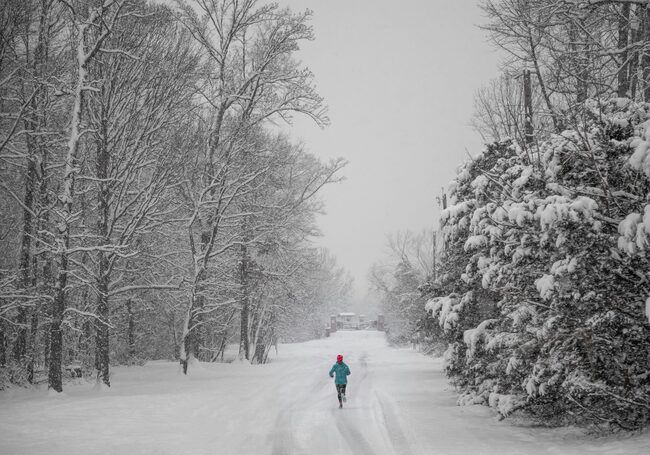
[427,99,650,429]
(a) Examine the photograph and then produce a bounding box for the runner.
[328,354,351,408]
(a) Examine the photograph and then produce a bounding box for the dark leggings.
[336,383,347,403]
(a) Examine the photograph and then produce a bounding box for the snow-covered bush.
[425,99,650,430]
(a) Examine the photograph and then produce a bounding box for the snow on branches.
[425,99,650,429]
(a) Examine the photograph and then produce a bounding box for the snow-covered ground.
[1,331,648,455]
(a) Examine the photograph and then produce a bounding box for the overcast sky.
[275,0,500,298]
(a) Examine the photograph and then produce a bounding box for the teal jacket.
[329,361,351,385]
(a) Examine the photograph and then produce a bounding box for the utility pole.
[440,187,447,258]
[523,69,534,146]
[432,231,437,281]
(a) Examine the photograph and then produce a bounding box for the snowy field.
[0,330,648,455]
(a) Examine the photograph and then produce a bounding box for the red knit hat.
[337,354,343,362]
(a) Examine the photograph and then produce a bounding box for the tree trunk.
[48,0,119,391]
[523,69,534,145]
[238,242,250,361]
[568,21,588,105]
[26,305,38,383]
[525,21,561,132]
[34,0,53,384]
[127,299,136,359]
[36,151,51,378]
[94,89,110,387]
[48,16,91,392]
[18,0,52,378]
[617,3,631,97]
[253,342,265,364]
[43,317,50,370]
[0,321,6,366]
[629,6,642,100]
[181,215,214,372]
[182,269,205,373]
[95,278,110,386]
[14,154,35,362]
[211,308,237,362]
[642,7,650,101]
[48,260,67,392]
[252,312,275,365]
[167,312,178,360]
[14,2,45,366]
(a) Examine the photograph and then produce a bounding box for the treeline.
[379,0,650,430]
[0,0,349,392]
[369,230,438,348]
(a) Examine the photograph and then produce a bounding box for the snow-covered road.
[1,330,648,455]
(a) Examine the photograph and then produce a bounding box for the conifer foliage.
[426,99,650,429]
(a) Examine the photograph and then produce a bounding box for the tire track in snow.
[335,415,376,455]
[375,391,414,455]
[271,413,304,455]
[270,361,331,455]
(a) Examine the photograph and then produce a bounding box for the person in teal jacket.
[329,354,351,408]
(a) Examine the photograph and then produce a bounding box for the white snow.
[456,166,472,183]
[491,205,507,222]
[506,202,533,226]
[470,174,489,195]
[536,196,598,230]
[511,246,531,264]
[630,119,650,177]
[508,305,535,329]
[488,392,523,417]
[613,97,632,109]
[441,201,472,223]
[464,234,488,251]
[463,319,497,358]
[569,196,598,214]
[610,117,629,128]
[550,257,578,275]
[426,295,461,332]
[535,274,555,300]
[512,165,533,189]
[481,263,499,289]
[618,211,648,254]
[1,331,649,455]
[477,255,492,270]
